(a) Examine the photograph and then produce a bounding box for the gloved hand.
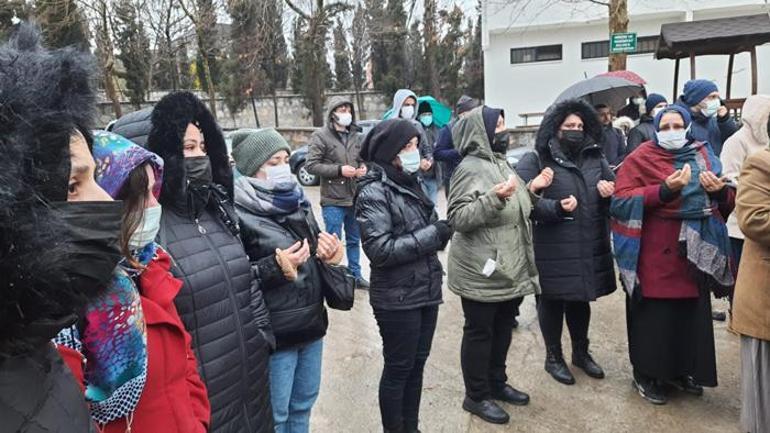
[434,220,453,247]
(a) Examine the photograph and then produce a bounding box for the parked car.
[506,146,534,169]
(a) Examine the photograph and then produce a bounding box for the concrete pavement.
[303,185,740,433]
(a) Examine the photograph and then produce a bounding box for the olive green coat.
[447,108,541,302]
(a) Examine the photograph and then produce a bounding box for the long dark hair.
[116,162,151,268]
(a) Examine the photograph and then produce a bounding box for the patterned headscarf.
[92,131,164,199]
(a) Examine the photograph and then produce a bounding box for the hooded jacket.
[305,95,364,206]
[386,89,433,170]
[721,94,770,240]
[0,24,102,433]
[517,100,617,302]
[675,97,739,156]
[447,107,541,302]
[145,91,274,433]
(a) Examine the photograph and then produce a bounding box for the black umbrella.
[554,76,643,111]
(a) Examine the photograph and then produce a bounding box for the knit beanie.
[359,119,421,163]
[681,79,718,106]
[456,95,480,115]
[418,101,433,115]
[645,93,667,114]
[231,128,292,176]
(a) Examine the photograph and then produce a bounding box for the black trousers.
[536,297,590,349]
[460,297,522,401]
[374,305,439,431]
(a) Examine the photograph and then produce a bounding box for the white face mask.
[651,106,666,117]
[398,149,421,174]
[334,112,353,127]
[701,98,720,117]
[656,128,689,150]
[129,205,162,250]
[400,105,415,119]
[265,163,294,184]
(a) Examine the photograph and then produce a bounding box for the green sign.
[610,32,637,54]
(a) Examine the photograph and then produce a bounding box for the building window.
[510,44,563,64]
[581,36,658,59]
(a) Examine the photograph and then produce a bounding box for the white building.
[482,0,770,126]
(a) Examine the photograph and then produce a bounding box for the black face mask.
[559,130,585,154]
[185,156,213,185]
[52,200,124,298]
[491,131,510,154]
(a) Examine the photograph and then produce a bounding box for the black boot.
[572,339,605,379]
[462,397,510,424]
[545,345,576,385]
[491,384,530,406]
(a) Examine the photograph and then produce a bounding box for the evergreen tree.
[271,1,290,89]
[114,0,152,109]
[177,42,194,89]
[350,4,369,117]
[290,17,306,94]
[222,0,261,121]
[422,0,440,97]
[333,19,352,91]
[379,0,408,95]
[34,0,89,50]
[437,5,465,105]
[405,20,423,90]
[462,6,484,100]
[365,0,387,90]
[194,0,222,93]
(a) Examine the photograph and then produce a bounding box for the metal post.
[751,46,758,95]
[726,53,735,99]
[673,58,681,101]
[689,52,696,79]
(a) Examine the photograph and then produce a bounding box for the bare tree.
[77,0,122,118]
[350,4,369,117]
[144,0,187,91]
[177,0,221,119]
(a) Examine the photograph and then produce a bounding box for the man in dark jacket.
[626,93,667,155]
[594,104,627,166]
[117,91,275,433]
[433,95,480,194]
[674,79,739,156]
[1,24,122,433]
[518,99,617,387]
[306,96,369,288]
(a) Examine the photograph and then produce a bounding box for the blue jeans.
[420,177,440,205]
[269,339,324,433]
[321,205,362,278]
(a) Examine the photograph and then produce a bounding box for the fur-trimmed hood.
[0,24,99,357]
[536,99,603,153]
[146,91,232,207]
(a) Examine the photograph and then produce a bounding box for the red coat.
[637,184,735,299]
[59,249,210,433]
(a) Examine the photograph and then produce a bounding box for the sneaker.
[633,378,667,405]
[356,277,370,290]
[712,310,726,321]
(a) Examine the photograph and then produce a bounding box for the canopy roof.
[655,14,770,60]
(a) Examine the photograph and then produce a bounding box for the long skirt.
[741,335,770,433]
[625,289,717,387]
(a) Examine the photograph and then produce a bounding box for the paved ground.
[302,185,741,433]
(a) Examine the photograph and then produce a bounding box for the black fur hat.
[146,91,232,205]
[536,99,603,152]
[0,24,98,357]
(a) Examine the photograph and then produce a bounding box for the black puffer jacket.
[109,106,152,147]
[355,163,445,310]
[517,100,617,302]
[145,92,274,433]
[235,178,328,351]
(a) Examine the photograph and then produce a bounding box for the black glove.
[433,220,453,246]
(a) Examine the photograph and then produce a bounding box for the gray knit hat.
[231,128,292,176]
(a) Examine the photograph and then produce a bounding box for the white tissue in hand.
[482,259,497,277]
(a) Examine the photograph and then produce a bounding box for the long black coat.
[518,100,617,302]
[355,164,445,311]
[236,196,328,351]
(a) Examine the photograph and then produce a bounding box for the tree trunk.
[608,0,628,72]
[97,3,122,118]
[196,29,218,120]
[272,88,280,127]
[354,86,365,119]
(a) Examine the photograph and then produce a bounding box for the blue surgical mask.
[129,205,162,249]
[419,114,434,127]
[398,149,421,174]
[702,98,720,117]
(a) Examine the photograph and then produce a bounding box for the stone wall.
[96,90,390,131]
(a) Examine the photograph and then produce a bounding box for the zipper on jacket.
[198,225,253,433]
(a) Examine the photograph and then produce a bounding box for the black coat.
[237,200,328,351]
[626,115,656,155]
[520,99,617,302]
[147,92,273,433]
[1,344,97,433]
[355,164,445,311]
[599,125,627,166]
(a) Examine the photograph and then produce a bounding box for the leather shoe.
[572,340,605,379]
[666,376,704,396]
[492,384,530,406]
[462,397,510,424]
[356,277,370,290]
[545,345,576,385]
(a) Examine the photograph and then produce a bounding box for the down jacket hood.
[325,95,356,128]
[0,24,102,357]
[146,91,232,205]
[536,100,603,153]
[740,94,770,148]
